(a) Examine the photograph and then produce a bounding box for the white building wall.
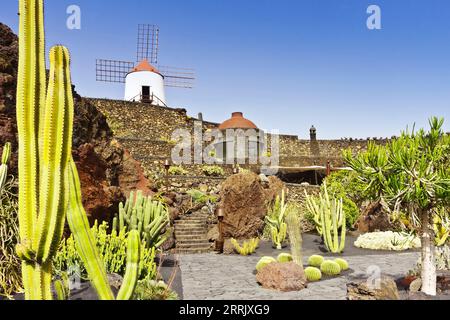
[124,71,167,106]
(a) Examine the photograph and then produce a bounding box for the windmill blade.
[159,65,196,89]
[96,59,135,83]
[137,24,159,64]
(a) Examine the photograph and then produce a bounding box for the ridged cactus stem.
[286,212,303,268]
[67,160,115,300]
[116,230,140,300]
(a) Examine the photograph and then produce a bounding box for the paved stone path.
[179,252,420,300]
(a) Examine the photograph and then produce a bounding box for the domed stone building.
[213,112,265,164]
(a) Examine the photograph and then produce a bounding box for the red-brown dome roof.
[130,59,162,75]
[219,112,258,130]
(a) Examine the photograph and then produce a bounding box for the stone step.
[174,226,206,232]
[175,231,207,237]
[175,248,210,254]
[176,239,209,244]
[175,219,206,224]
[175,235,208,241]
[176,243,211,250]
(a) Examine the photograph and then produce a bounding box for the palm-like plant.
[344,117,450,296]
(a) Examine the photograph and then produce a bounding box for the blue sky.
[1,0,450,139]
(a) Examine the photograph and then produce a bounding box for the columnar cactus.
[115,191,170,249]
[305,185,346,253]
[0,142,11,191]
[286,212,303,267]
[265,191,289,250]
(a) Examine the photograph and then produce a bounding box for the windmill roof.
[219,112,258,130]
[130,60,163,76]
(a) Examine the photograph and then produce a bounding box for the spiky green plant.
[265,190,290,249]
[16,0,142,300]
[305,267,322,282]
[334,258,349,271]
[114,191,170,249]
[320,260,341,276]
[308,255,324,268]
[305,185,346,253]
[276,253,293,263]
[231,238,259,256]
[0,142,11,192]
[286,211,303,267]
[255,256,277,272]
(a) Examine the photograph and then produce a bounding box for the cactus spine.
[305,185,346,253]
[115,191,170,249]
[0,142,11,191]
[286,212,303,267]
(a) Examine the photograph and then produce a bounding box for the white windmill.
[96,24,195,107]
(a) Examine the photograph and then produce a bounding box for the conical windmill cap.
[129,59,163,77]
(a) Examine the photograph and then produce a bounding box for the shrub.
[202,165,225,177]
[168,166,188,176]
[133,279,178,300]
[0,178,22,299]
[305,267,322,282]
[231,238,259,256]
[187,189,218,205]
[53,221,157,281]
[354,231,421,251]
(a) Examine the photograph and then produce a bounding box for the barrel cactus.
[277,253,293,263]
[320,260,341,276]
[256,256,277,272]
[308,255,324,267]
[305,267,322,282]
[334,258,349,271]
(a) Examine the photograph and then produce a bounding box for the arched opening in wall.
[276,169,326,186]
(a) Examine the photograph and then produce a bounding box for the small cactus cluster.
[306,255,349,279]
[231,238,259,256]
[265,191,289,250]
[256,256,277,272]
[113,191,170,249]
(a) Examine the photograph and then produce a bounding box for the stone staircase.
[174,213,211,254]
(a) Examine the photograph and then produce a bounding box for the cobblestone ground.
[179,252,420,300]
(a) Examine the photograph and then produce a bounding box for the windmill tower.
[96,24,195,107]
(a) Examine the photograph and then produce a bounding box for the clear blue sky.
[1,0,450,139]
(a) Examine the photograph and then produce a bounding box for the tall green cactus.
[16,0,140,300]
[0,142,11,192]
[286,212,303,267]
[115,191,170,249]
[305,185,346,253]
[265,190,289,250]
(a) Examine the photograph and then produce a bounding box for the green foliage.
[334,258,349,271]
[256,256,277,272]
[187,189,218,205]
[354,231,421,251]
[265,191,292,249]
[305,185,346,253]
[231,238,259,256]
[277,253,293,263]
[308,255,324,268]
[322,171,365,229]
[304,267,322,282]
[114,191,170,249]
[434,209,450,246]
[202,165,225,177]
[133,279,179,300]
[0,178,22,299]
[168,166,188,176]
[54,279,68,300]
[286,212,303,266]
[53,221,157,282]
[320,260,341,276]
